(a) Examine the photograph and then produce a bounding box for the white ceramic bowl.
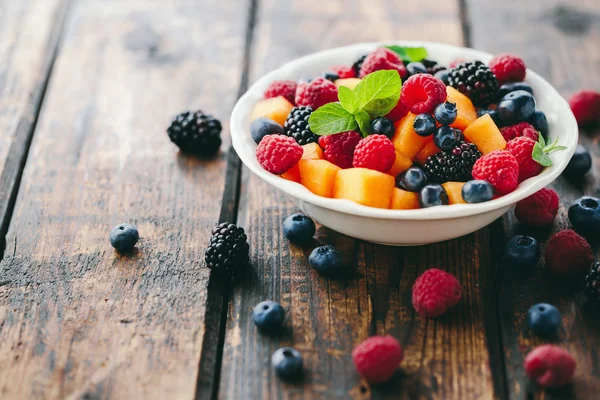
[231,41,577,245]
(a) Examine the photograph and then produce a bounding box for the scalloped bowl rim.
[231,41,577,221]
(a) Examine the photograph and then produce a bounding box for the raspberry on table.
[401,74,447,114]
[514,188,558,227]
[352,335,403,383]
[256,134,303,175]
[359,48,407,79]
[352,134,396,172]
[412,268,462,318]
[264,80,297,104]
[506,136,543,182]
[471,150,520,196]
[488,53,527,85]
[318,131,361,169]
[295,78,338,109]
[545,229,593,276]
[524,345,576,388]
[500,122,538,142]
[329,65,356,79]
[568,90,600,127]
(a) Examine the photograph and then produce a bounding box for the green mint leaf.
[386,45,428,63]
[362,97,400,118]
[308,102,358,135]
[537,132,546,148]
[532,142,553,167]
[338,86,358,114]
[355,110,371,138]
[354,70,401,117]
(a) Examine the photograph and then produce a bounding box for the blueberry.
[461,180,494,203]
[434,69,450,85]
[496,82,534,101]
[419,184,449,208]
[322,71,339,82]
[272,347,303,381]
[568,196,600,238]
[528,303,561,336]
[371,117,395,138]
[497,90,536,125]
[413,114,437,137]
[283,213,316,245]
[434,101,458,125]
[109,223,139,253]
[477,109,502,126]
[309,245,345,277]
[453,128,464,142]
[406,62,427,76]
[250,117,285,144]
[434,126,458,150]
[564,144,592,177]
[396,167,428,192]
[503,235,540,271]
[252,300,285,332]
[527,109,548,136]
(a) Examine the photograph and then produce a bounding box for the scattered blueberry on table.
[109,223,139,253]
[564,144,592,177]
[503,235,540,271]
[528,303,561,336]
[309,245,345,278]
[568,196,600,238]
[283,214,316,245]
[272,347,303,381]
[252,300,285,332]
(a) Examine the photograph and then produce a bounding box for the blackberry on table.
[352,54,367,77]
[423,141,482,183]
[284,106,318,145]
[448,61,499,107]
[584,261,600,303]
[205,223,250,282]
[167,110,222,154]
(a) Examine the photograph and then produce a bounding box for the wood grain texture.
[0,0,248,398]
[467,0,600,398]
[219,0,500,398]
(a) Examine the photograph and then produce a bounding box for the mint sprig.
[532,132,567,167]
[308,70,401,137]
[386,45,428,63]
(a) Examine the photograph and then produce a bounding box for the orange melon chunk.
[386,150,413,177]
[281,143,324,182]
[335,78,361,90]
[334,168,395,209]
[391,113,430,159]
[299,159,341,198]
[442,182,466,205]
[281,164,301,182]
[415,138,440,165]
[251,96,294,126]
[390,188,420,210]
[446,87,477,130]
[463,114,506,155]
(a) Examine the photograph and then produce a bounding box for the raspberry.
[352,335,403,383]
[449,59,466,68]
[524,345,576,388]
[256,134,303,175]
[500,122,539,142]
[329,65,356,79]
[488,53,527,85]
[295,78,338,109]
[471,150,520,196]
[359,48,407,79]
[352,135,396,172]
[568,90,600,127]
[401,74,447,114]
[264,80,297,104]
[545,229,593,276]
[412,268,462,318]
[506,137,543,182]
[385,100,409,122]
[514,188,559,227]
[318,131,361,169]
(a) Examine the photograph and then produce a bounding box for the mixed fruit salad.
[250,45,567,209]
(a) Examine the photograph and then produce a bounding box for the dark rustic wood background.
[0,0,598,399]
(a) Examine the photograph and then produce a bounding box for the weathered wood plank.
[467,0,600,398]
[0,0,249,398]
[219,0,501,398]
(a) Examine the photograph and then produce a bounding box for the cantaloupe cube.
[281,164,301,182]
[463,114,506,155]
[390,188,420,210]
[391,113,430,159]
[442,182,466,205]
[251,96,294,126]
[415,139,440,165]
[333,168,395,209]
[299,159,340,198]
[446,87,477,130]
[335,78,361,90]
[302,142,323,160]
[386,150,413,177]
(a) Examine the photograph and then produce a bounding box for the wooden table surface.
[0,0,598,399]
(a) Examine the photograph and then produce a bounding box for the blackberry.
[284,106,318,145]
[205,223,250,282]
[167,110,222,154]
[423,141,482,183]
[448,61,498,107]
[352,54,367,77]
[584,261,600,303]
